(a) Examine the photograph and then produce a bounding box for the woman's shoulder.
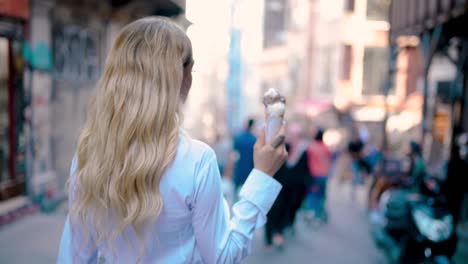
[173,135,219,191]
[178,134,217,166]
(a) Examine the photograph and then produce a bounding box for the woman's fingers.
[270,122,286,148]
[278,145,288,161]
[276,123,286,138]
[271,135,285,149]
[281,145,288,158]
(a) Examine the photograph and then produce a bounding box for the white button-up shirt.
[58,135,282,263]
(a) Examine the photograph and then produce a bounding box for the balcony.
[390,0,467,41]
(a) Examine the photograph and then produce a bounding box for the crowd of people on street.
[214,116,468,255]
[215,119,334,250]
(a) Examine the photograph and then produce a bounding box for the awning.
[350,93,423,123]
[386,110,422,133]
[351,106,386,122]
[0,0,29,20]
[294,99,333,118]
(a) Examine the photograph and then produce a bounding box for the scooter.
[371,177,457,264]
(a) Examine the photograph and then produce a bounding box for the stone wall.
[50,2,108,188]
[28,0,56,197]
[29,0,187,195]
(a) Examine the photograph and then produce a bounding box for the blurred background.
[0,0,467,263]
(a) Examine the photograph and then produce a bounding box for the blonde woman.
[57,17,287,264]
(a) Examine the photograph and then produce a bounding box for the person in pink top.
[305,128,332,224]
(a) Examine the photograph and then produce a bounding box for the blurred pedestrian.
[347,127,369,199]
[305,128,332,224]
[368,153,402,212]
[438,154,466,264]
[362,141,382,176]
[57,17,288,264]
[443,134,468,226]
[265,123,308,249]
[264,163,288,250]
[408,141,426,192]
[284,126,309,230]
[232,119,257,202]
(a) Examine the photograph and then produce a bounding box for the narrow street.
[0,179,386,264]
[0,209,66,263]
[244,179,386,264]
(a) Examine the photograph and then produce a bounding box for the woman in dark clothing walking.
[265,127,309,249]
[264,164,289,249]
[283,145,309,230]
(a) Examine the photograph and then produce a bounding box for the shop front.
[0,0,28,202]
[389,1,468,260]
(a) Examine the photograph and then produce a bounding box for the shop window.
[53,25,101,82]
[345,0,355,12]
[366,0,390,21]
[0,38,9,186]
[263,0,288,48]
[341,45,352,81]
[0,37,26,200]
[362,46,388,95]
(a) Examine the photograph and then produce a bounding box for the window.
[53,25,101,82]
[263,0,288,48]
[341,45,352,81]
[362,47,389,95]
[345,0,355,12]
[0,38,10,186]
[366,0,390,21]
[323,50,333,94]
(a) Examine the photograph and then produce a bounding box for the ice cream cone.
[266,115,283,144]
[263,88,286,144]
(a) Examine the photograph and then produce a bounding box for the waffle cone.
[266,115,283,144]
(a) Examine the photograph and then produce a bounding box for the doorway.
[0,37,25,201]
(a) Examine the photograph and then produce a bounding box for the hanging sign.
[0,0,29,20]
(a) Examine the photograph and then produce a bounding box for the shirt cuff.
[239,169,282,215]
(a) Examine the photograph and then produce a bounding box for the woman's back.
[60,134,284,263]
[135,135,211,263]
[63,136,214,263]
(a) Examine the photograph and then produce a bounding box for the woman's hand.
[254,126,288,176]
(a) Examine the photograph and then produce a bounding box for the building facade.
[389,1,468,260]
[0,0,188,215]
[338,0,390,99]
[259,0,423,148]
[0,0,29,204]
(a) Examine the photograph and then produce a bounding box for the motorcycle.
[371,176,457,264]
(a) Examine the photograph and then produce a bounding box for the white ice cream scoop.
[263,88,286,143]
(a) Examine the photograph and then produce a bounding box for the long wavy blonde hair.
[70,17,192,255]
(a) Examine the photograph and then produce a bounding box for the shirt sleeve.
[57,158,98,264]
[192,153,282,264]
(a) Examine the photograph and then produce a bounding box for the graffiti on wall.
[52,25,100,83]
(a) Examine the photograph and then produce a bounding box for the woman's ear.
[181,61,193,103]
